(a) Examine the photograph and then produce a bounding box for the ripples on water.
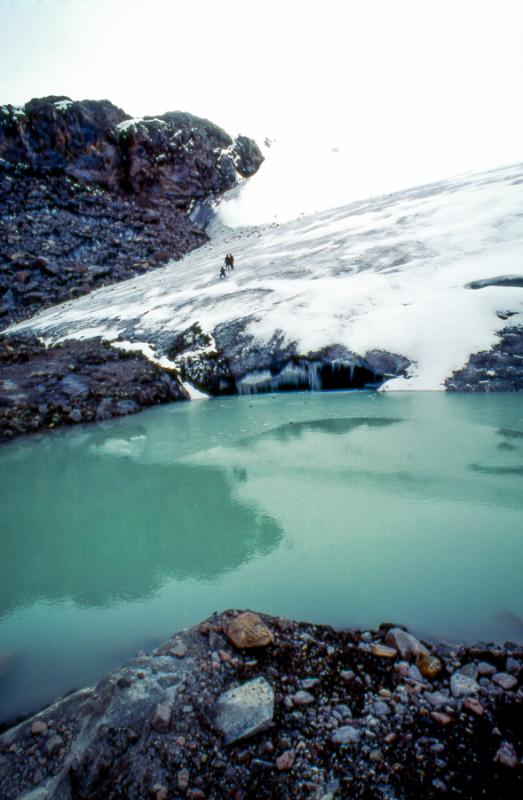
[1,391,522,723]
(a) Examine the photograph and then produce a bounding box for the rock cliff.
[0,96,263,324]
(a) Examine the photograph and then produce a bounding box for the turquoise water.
[1,391,523,724]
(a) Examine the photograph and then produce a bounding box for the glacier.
[7,161,523,393]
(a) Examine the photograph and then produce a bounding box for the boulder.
[450,673,479,698]
[213,677,275,744]
[226,612,273,649]
[385,628,428,660]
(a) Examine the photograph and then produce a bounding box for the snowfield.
[8,161,523,391]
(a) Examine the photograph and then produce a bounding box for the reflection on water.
[251,416,402,442]
[0,391,522,724]
[0,453,282,616]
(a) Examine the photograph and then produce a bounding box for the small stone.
[45,734,64,757]
[116,399,139,415]
[69,408,82,423]
[152,703,172,732]
[60,374,89,399]
[276,616,294,632]
[214,677,274,744]
[406,664,424,683]
[151,784,168,800]
[226,612,273,649]
[369,748,383,762]
[331,725,360,745]
[219,649,233,663]
[385,628,428,660]
[423,692,450,708]
[494,741,518,768]
[492,672,518,690]
[373,700,390,717]
[31,720,48,736]
[430,712,454,726]
[477,661,496,676]
[169,639,188,658]
[293,690,315,705]
[177,769,190,791]
[276,750,295,771]
[370,643,397,659]
[300,678,320,689]
[506,657,521,674]
[459,662,479,680]
[463,698,484,716]
[417,653,443,680]
[450,672,479,698]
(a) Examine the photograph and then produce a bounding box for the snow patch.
[7,162,523,392]
[54,100,73,112]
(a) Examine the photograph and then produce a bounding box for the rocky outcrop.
[446,326,523,391]
[0,334,188,442]
[0,97,263,196]
[0,97,263,324]
[0,611,521,799]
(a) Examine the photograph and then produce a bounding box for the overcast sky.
[1,0,523,222]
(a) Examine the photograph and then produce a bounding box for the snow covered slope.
[8,162,523,392]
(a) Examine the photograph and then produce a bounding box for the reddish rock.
[371,643,397,659]
[417,652,443,680]
[226,612,273,649]
[276,750,296,771]
[151,784,168,800]
[431,712,454,726]
[492,672,518,690]
[463,698,485,716]
[30,720,48,736]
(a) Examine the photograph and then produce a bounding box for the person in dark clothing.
[228,253,235,270]
[219,265,227,279]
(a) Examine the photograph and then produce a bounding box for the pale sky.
[1,0,523,222]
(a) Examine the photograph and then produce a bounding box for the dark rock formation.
[0,611,521,799]
[0,334,188,442]
[165,322,411,395]
[446,326,523,391]
[0,97,263,325]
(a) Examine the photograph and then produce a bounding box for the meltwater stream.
[1,391,523,725]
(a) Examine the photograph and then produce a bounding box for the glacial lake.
[1,391,523,725]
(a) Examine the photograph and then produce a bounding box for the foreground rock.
[0,334,188,442]
[0,611,521,799]
[0,97,263,325]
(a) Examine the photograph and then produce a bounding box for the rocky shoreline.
[0,334,188,443]
[0,611,521,799]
